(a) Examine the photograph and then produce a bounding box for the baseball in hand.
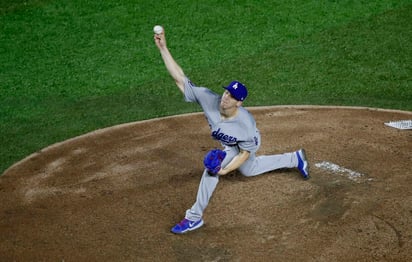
[153,25,163,34]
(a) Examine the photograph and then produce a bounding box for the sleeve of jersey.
[183,77,219,105]
[237,114,259,153]
[238,138,258,153]
[183,77,199,102]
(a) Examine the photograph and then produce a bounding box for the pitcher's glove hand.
[203,149,226,175]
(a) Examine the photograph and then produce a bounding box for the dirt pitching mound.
[1,106,411,261]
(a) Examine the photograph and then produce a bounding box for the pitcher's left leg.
[240,150,310,179]
[239,152,297,177]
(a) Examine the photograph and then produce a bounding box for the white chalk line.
[384,120,412,130]
[314,161,372,183]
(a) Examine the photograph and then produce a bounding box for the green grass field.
[1,0,411,174]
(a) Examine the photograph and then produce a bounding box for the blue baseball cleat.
[296,149,310,180]
[171,218,204,234]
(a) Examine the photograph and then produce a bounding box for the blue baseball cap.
[223,81,248,101]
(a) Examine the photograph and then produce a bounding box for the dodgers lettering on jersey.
[211,128,237,145]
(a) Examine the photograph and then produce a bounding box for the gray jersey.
[180,77,300,223]
[183,77,259,153]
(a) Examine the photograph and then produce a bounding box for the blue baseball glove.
[203,149,226,175]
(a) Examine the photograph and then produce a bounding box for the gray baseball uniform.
[183,77,299,221]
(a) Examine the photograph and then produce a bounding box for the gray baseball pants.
[185,139,299,221]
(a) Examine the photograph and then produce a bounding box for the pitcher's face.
[220,90,241,110]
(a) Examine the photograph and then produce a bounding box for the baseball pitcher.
[154,27,310,234]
